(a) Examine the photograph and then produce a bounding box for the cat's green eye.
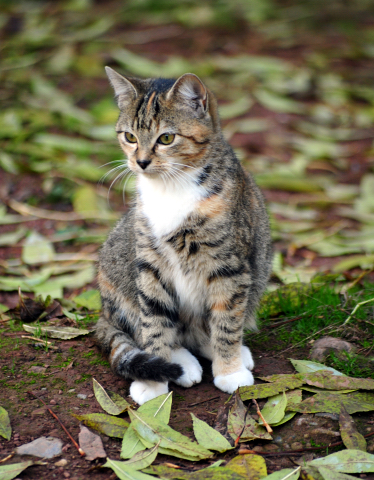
[157,133,175,145]
[124,132,137,143]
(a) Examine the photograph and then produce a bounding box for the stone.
[291,442,303,450]
[16,437,63,458]
[55,459,68,467]
[28,366,47,374]
[77,394,87,400]
[315,413,339,421]
[310,336,355,362]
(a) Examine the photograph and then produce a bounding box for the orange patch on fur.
[197,194,226,218]
[212,301,229,312]
[147,92,156,113]
[213,354,242,376]
[97,270,115,295]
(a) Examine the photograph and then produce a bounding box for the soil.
[1,328,374,479]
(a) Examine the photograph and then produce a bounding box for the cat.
[96,66,272,405]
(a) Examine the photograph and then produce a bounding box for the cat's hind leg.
[170,348,202,387]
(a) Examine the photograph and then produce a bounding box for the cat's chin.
[129,380,168,405]
[214,365,254,394]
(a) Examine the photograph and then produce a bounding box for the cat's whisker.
[99,160,127,169]
[122,171,135,205]
[169,165,198,184]
[169,162,199,171]
[169,167,194,189]
[165,168,188,190]
[107,167,131,202]
[99,164,129,186]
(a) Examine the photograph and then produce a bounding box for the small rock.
[315,413,339,421]
[273,435,283,444]
[78,426,106,461]
[252,446,264,452]
[291,442,303,450]
[55,459,68,467]
[31,407,47,416]
[304,434,310,438]
[62,444,71,453]
[68,389,75,393]
[63,473,71,478]
[16,437,63,458]
[88,393,94,398]
[310,428,340,436]
[263,444,279,451]
[77,394,87,400]
[29,366,47,374]
[58,390,63,394]
[310,336,355,362]
[41,387,47,391]
[50,399,57,405]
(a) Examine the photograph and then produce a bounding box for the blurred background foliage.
[1,0,374,301]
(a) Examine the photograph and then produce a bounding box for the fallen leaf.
[144,464,247,479]
[289,359,344,376]
[301,371,374,391]
[290,391,374,414]
[93,378,130,415]
[240,376,303,401]
[78,425,106,461]
[0,460,35,480]
[128,409,212,460]
[191,413,233,452]
[315,467,356,479]
[73,413,129,438]
[103,458,156,480]
[16,436,63,458]
[118,443,158,470]
[227,395,272,442]
[0,406,11,440]
[339,406,367,452]
[121,392,172,459]
[23,324,90,339]
[307,449,374,473]
[226,454,267,479]
[18,294,62,323]
[22,231,55,265]
[260,467,301,479]
[259,392,287,426]
[74,289,102,310]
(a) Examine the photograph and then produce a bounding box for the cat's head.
[105,67,220,178]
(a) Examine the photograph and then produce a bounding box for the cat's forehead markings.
[146,92,156,113]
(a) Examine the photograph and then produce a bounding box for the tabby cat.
[96,67,272,405]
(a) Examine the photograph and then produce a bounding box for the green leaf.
[307,449,374,473]
[128,409,212,460]
[0,227,27,246]
[0,406,11,440]
[290,391,374,415]
[259,392,287,426]
[261,467,301,480]
[240,375,303,401]
[74,289,102,310]
[316,467,356,480]
[301,371,374,391]
[23,324,90,340]
[144,464,247,479]
[73,413,129,438]
[0,461,34,480]
[289,359,344,376]
[22,231,55,265]
[219,96,253,119]
[118,444,159,470]
[339,406,367,452]
[72,185,100,215]
[121,393,172,459]
[93,378,130,415]
[226,454,267,479]
[254,88,305,114]
[227,395,272,442]
[191,413,232,452]
[103,458,156,480]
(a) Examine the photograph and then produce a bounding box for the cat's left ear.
[167,73,207,115]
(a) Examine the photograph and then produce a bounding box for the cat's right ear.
[105,66,138,108]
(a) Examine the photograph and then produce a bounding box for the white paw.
[214,365,254,394]
[241,345,254,370]
[129,380,168,405]
[170,348,202,387]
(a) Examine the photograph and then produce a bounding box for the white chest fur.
[137,174,205,239]
[137,173,207,317]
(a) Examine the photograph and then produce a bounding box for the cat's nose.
[136,159,151,170]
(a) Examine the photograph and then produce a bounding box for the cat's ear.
[167,73,207,114]
[105,66,138,107]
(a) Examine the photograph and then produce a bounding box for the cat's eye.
[157,133,175,145]
[124,132,137,143]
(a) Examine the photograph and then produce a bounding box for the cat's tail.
[95,316,183,382]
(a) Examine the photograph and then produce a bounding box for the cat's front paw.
[171,348,202,387]
[129,380,168,405]
[241,345,254,370]
[214,365,254,394]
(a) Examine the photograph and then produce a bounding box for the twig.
[252,399,273,434]
[0,454,14,463]
[188,396,221,407]
[21,336,59,350]
[234,399,252,447]
[27,391,85,456]
[344,297,374,325]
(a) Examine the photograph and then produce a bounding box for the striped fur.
[96,68,272,404]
